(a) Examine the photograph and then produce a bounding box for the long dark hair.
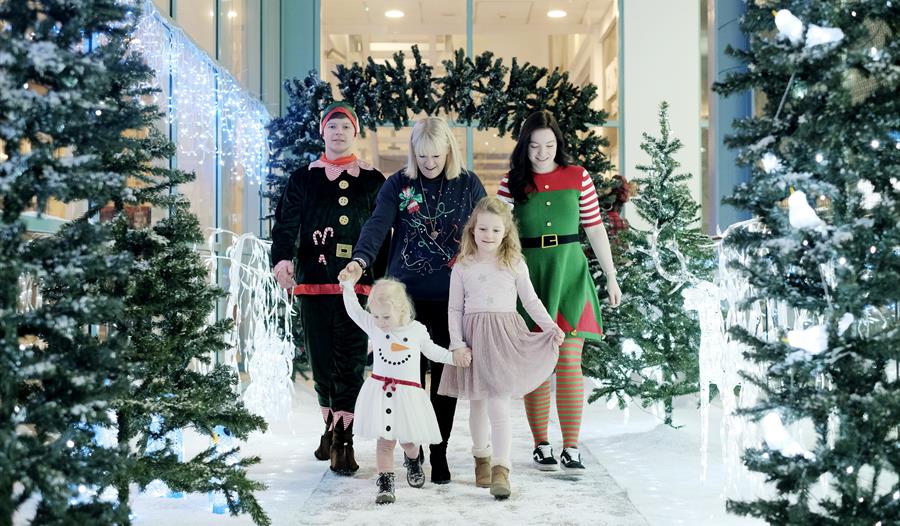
[507,110,572,203]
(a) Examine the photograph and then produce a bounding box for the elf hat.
[320,101,359,136]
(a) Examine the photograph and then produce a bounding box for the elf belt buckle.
[541,234,558,248]
[336,243,352,258]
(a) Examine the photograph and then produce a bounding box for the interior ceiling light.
[385,9,405,18]
[547,9,567,18]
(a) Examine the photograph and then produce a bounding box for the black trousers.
[299,294,368,413]
[414,298,457,447]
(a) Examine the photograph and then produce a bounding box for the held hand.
[339,261,363,284]
[606,275,622,307]
[452,347,472,368]
[553,326,565,346]
[273,260,296,289]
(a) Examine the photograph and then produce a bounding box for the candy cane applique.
[313,228,336,266]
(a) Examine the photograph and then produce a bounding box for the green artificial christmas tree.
[93,9,270,526]
[0,1,138,523]
[714,2,899,524]
[1,2,270,523]
[583,102,713,425]
[106,200,269,525]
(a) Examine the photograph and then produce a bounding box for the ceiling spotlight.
[547,9,567,18]
[385,9,405,18]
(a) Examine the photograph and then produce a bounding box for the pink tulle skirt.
[438,311,559,400]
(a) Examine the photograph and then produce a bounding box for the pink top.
[448,258,557,350]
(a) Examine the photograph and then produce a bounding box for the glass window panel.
[177,147,216,233]
[43,198,88,222]
[220,151,263,236]
[700,0,709,121]
[173,54,217,233]
[261,0,280,115]
[598,126,619,177]
[474,0,618,124]
[701,126,711,232]
[322,0,466,120]
[473,128,515,196]
[176,0,216,58]
[219,0,261,95]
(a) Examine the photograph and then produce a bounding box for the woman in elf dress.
[337,270,471,504]
[497,110,622,472]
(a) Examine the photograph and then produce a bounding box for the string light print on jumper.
[337,266,472,505]
[418,173,445,240]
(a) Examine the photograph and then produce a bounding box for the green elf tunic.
[497,165,604,341]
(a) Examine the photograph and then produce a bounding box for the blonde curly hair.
[367,278,416,326]
[456,196,522,270]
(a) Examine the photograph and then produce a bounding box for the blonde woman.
[345,116,486,483]
[437,196,563,499]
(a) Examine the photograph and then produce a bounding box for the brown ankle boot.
[474,456,492,488]
[330,418,359,476]
[489,465,510,499]
[314,411,333,461]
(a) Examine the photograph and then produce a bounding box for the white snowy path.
[297,397,647,526]
[121,379,763,526]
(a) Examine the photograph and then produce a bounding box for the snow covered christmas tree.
[583,102,713,425]
[1,1,139,522]
[714,3,899,523]
[2,2,270,523]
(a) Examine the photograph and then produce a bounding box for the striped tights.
[523,337,584,448]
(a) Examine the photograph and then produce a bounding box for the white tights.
[469,397,512,469]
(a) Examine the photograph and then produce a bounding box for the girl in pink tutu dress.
[438,196,564,499]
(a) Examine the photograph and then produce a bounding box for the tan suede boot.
[489,465,510,499]
[474,456,492,488]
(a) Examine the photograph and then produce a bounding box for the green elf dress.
[497,164,604,341]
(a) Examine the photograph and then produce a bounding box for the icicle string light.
[130,0,269,185]
[207,229,295,424]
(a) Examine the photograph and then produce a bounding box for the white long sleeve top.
[341,280,454,384]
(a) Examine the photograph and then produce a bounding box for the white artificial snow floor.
[121,379,765,526]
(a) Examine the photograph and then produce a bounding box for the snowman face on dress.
[376,332,414,366]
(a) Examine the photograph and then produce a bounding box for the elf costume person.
[498,110,622,472]
[270,101,387,475]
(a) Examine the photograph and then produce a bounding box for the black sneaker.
[375,472,395,504]
[532,441,560,471]
[560,447,586,470]
[403,451,425,488]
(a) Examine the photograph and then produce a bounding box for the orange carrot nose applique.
[390,342,409,352]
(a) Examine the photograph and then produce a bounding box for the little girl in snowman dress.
[339,270,472,504]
